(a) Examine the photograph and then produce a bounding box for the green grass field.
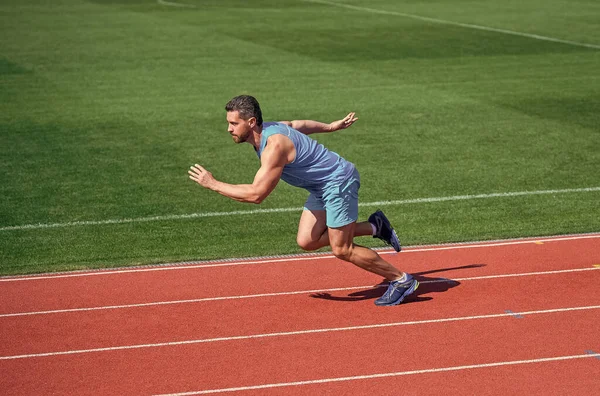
[1,0,599,275]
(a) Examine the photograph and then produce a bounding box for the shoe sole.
[375,280,419,306]
[390,229,402,252]
[372,210,402,253]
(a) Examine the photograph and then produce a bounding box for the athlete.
[188,95,418,306]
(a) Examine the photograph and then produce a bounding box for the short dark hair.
[225,95,263,126]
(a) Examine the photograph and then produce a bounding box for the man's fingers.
[188,171,203,184]
[188,164,209,184]
[341,112,358,128]
[189,164,208,176]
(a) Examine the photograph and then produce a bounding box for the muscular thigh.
[297,209,328,245]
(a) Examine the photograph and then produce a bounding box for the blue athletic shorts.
[303,168,360,228]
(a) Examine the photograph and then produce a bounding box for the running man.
[188,95,418,306]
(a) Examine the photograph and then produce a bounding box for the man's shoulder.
[263,121,280,126]
[261,132,294,165]
[262,122,291,141]
[262,121,285,131]
[265,130,292,146]
[263,128,294,153]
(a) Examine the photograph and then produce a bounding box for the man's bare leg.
[296,209,373,251]
[298,215,417,305]
[328,221,418,306]
[327,221,403,281]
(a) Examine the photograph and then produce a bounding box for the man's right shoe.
[368,209,402,252]
[374,275,419,306]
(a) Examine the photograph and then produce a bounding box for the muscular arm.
[280,112,357,135]
[189,135,291,204]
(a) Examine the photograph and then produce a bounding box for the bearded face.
[227,111,254,144]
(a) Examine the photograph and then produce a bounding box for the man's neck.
[248,125,263,151]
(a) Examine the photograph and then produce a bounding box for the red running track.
[1,234,599,395]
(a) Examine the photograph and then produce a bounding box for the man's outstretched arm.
[280,112,358,135]
[188,136,288,204]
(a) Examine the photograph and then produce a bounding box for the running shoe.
[374,275,419,306]
[368,210,402,252]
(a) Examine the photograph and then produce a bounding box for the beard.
[232,129,250,144]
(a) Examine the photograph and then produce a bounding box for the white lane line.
[2,186,599,232]
[1,305,598,361]
[2,267,598,318]
[1,233,598,282]
[155,352,600,395]
[157,0,196,8]
[303,0,600,50]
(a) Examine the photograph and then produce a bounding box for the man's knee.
[332,244,353,262]
[296,235,320,251]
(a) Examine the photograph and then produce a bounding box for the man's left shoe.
[368,209,402,252]
[374,275,419,306]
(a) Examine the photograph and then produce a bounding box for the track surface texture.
[1,234,599,395]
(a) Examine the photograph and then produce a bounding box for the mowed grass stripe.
[303,0,600,50]
[1,187,599,232]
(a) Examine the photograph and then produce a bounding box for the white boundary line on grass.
[1,187,599,232]
[1,304,599,360]
[155,352,600,395]
[303,0,600,50]
[157,0,196,8]
[2,266,598,318]
[1,233,599,282]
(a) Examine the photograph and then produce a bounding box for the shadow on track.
[310,264,486,303]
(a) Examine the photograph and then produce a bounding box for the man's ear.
[248,117,257,128]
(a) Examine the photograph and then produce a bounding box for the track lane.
[1,309,598,395]
[1,235,598,314]
[1,270,598,359]
[233,358,600,396]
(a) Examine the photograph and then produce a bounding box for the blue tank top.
[256,122,356,193]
